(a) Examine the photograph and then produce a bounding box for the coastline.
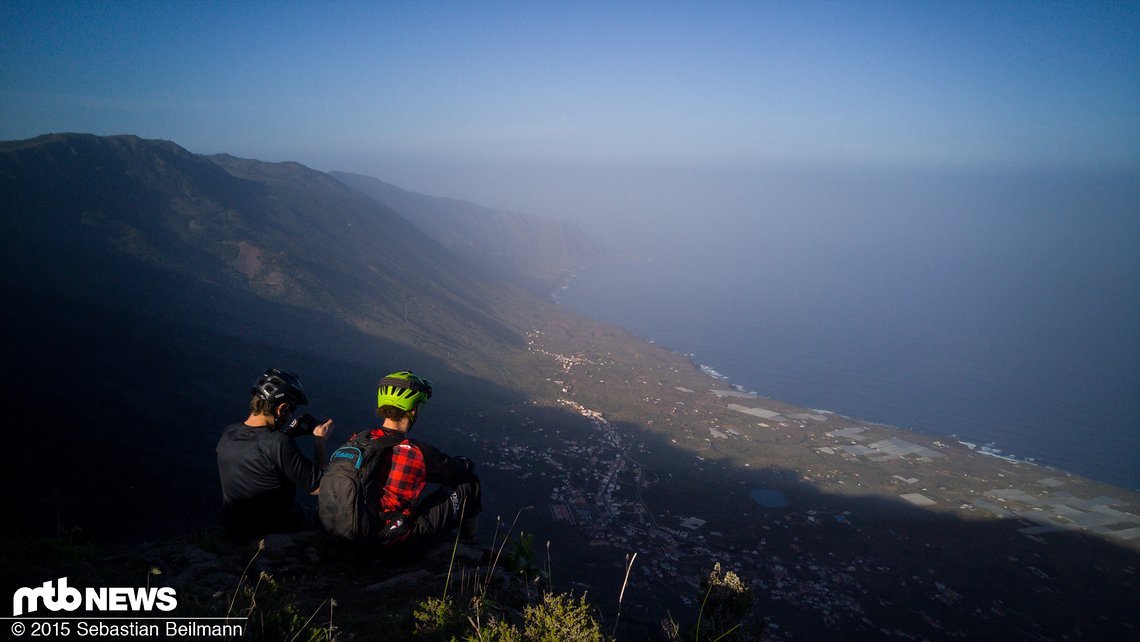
[526,309,1140,553]
[552,256,1138,492]
[695,355,1079,480]
[695,357,1053,474]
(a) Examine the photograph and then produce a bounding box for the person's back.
[216,368,333,541]
[217,422,315,540]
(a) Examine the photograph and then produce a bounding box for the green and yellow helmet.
[377,371,433,412]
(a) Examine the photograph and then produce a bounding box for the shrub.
[662,563,765,642]
[413,596,466,641]
[693,563,763,642]
[522,592,606,642]
[413,591,608,642]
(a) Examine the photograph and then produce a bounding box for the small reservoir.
[750,488,790,508]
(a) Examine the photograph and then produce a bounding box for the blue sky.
[2,1,1137,222]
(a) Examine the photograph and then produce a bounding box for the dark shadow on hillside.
[461,401,1140,642]
[0,270,527,546]
[640,418,1136,641]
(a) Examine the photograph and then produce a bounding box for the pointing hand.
[313,419,334,440]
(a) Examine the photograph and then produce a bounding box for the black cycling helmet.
[251,368,309,406]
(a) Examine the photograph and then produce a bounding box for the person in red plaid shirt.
[370,371,481,547]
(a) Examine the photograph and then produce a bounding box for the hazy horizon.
[3,2,1137,226]
[552,165,1140,488]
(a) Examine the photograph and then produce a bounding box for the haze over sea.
[554,167,1140,490]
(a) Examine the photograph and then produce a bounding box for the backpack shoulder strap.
[365,429,407,449]
[337,429,405,468]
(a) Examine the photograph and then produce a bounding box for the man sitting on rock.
[217,368,333,541]
[333,371,481,549]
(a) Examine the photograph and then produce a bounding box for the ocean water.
[555,169,1140,490]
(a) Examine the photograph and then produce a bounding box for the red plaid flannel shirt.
[370,429,425,516]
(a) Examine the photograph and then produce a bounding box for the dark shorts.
[409,477,481,539]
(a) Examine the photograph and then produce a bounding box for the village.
[474,328,1140,639]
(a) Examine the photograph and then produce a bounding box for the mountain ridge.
[331,170,603,295]
[1,133,544,365]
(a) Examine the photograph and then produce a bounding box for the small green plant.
[661,563,763,642]
[459,595,515,642]
[413,595,466,641]
[502,531,549,583]
[692,563,761,642]
[414,535,610,642]
[466,618,520,642]
[522,592,606,642]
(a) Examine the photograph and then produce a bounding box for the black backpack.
[318,429,406,541]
